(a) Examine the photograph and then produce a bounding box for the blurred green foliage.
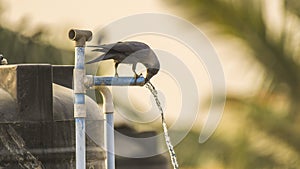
[0,27,73,64]
[166,0,300,168]
[0,1,73,65]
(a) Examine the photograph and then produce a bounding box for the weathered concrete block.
[0,64,53,122]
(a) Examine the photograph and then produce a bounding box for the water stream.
[145,82,179,169]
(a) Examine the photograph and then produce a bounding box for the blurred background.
[1,0,300,168]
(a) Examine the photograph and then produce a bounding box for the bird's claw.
[134,73,143,79]
[133,73,143,84]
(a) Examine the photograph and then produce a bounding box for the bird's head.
[145,68,159,83]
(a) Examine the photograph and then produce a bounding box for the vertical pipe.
[97,87,115,169]
[74,47,86,169]
[75,117,85,168]
[69,29,92,169]
[105,114,115,169]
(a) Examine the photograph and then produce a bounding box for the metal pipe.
[68,29,147,169]
[96,87,115,169]
[69,29,92,169]
[105,114,115,169]
[74,46,86,169]
[84,76,145,87]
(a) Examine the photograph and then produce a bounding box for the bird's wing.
[89,42,133,55]
[87,42,126,64]
[91,41,148,54]
[108,42,138,54]
[123,48,160,69]
[86,41,150,64]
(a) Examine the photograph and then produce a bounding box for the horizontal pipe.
[93,76,145,86]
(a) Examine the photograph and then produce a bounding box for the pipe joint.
[97,87,114,113]
[74,69,86,93]
[84,75,94,89]
[69,29,92,47]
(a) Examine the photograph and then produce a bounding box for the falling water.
[145,82,179,169]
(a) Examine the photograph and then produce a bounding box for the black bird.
[86,41,160,83]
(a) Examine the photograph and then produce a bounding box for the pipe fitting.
[84,75,94,89]
[68,29,92,47]
[96,86,114,113]
[73,69,86,93]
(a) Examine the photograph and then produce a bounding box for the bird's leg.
[132,63,139,79]
[114,62,119,77]
[132,64,142,83]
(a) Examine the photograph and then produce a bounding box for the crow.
[86,41,160,83]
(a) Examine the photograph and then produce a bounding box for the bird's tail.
[91,48,108,52]
[86,45,106,48]
[87,44,116,53]
[87,45,110,53]
[86,54,106,64]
